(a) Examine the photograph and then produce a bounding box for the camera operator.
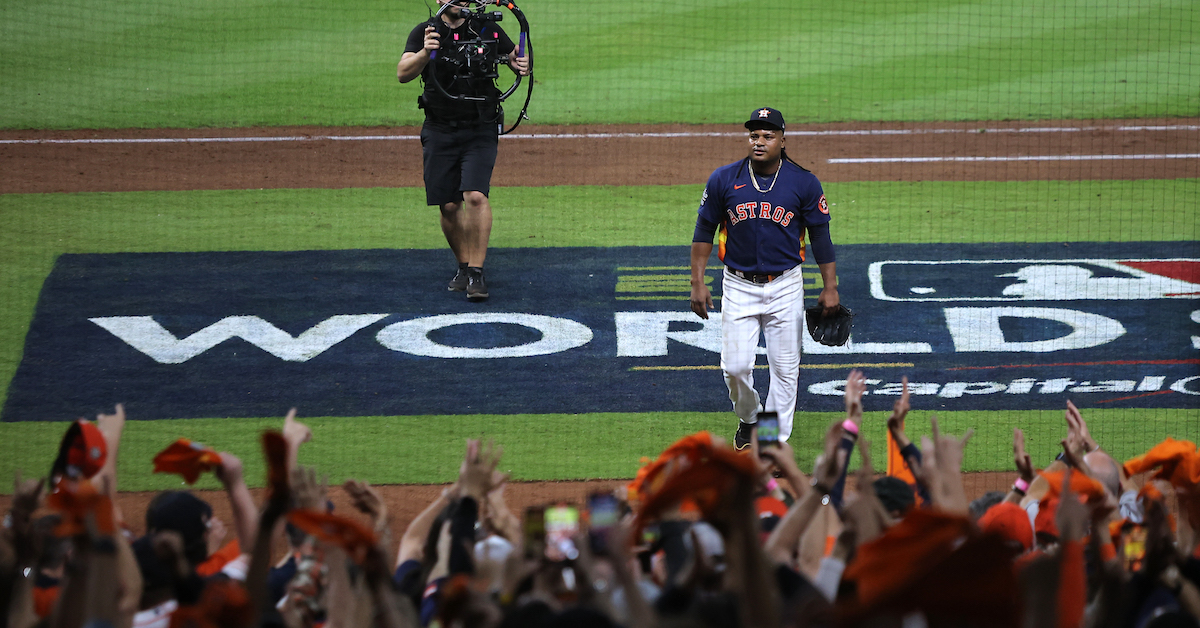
[398,0,530,302]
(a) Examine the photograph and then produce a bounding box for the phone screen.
[523,506,546,560]
[757,412,780,447]
[1122,525,1147,572]
[544,504,580,561]
[587,493,620,556]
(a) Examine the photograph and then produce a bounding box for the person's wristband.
[765,478,779,492]
[1013,477,1030,493]
[841,419,859,436]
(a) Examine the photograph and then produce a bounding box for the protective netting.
[0,0,1196,486]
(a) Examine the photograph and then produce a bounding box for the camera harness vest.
[425,0,534,135]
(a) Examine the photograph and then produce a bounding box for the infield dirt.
[3,119,1197,194]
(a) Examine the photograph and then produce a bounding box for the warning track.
[2,118,1197,193]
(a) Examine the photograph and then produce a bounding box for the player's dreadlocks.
[781,147,811,172]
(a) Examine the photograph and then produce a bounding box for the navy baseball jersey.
[693,158,830,274]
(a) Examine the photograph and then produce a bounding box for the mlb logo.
[869,258,1200,301]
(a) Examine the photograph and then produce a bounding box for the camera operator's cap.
[745,107,785,131]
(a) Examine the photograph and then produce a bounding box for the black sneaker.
[466,267,488,301]
[448,265,469,292]
[734,421,754,450]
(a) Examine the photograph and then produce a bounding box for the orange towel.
[45,478,115,537]
[842,509,1018,624]
[152,439,222,484]
[287,510,378,563]
[628,431,759,533]
[169,579,252,628]
[195,540,242,578]
[1124,438,1200,525]
[1123,438,1200,488]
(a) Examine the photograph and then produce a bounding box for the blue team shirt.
[693,158,830,274]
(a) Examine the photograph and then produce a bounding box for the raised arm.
[758,440,809,501]
[344,479,393,560]
[827,369,865,511]
[1005,428,1037,505]
[397,487,456,567]
[764,419,846,564]
[398,25,438,83]
[213,452,258,555]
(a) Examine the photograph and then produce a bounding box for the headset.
[426,0,533,135]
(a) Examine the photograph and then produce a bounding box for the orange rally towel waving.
[153,439,223,484]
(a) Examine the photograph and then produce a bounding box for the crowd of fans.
[3,369,1200,628]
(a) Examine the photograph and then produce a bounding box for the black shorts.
[420,120,499,207]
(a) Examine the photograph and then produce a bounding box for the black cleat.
[734,421,755,450]
[466,267,489,301]
[448,265,469,292]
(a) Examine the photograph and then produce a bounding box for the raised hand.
[884,378,914,454]
[459,439,503,501]
[213,451,245,489]
[916,415,974,514]
[1065,400,1098,453]
[344,479,385,521]
[812,419,847,491]
[11,469,46,520]
[291,465,329,512]
[282,407,312,472]
[844,369,867,426]
[759,440,802,479]
[1013,428,1034,482]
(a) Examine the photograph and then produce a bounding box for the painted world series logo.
[3,243,1197,421]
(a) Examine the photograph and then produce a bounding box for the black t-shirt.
[405,17,515,123]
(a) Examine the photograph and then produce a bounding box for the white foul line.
[829,153,1200,164]
[1,123,1197,145]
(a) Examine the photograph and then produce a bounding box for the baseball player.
[689,107,840,448]
[398,0,530,301]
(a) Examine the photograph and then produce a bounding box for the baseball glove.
[805,304,854,346]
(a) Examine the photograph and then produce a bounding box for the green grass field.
[1,0,1197,493]
[3,408,1197,493]
[2,0,1197,128]
[0,180,1196,491]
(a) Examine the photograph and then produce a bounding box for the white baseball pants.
[719,264,805,441]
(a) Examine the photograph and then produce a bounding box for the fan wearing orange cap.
[31,405,147,627]
[978,502,1034,553]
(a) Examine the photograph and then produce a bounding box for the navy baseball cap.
[745,107,785,131]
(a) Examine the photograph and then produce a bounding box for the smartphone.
[523,506,546,560]
[544,504,580,562]
[1122,525,1147,572]
[587,492,620,556]
[757,412,780,448]
[640,523,661,547]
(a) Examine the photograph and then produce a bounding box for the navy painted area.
[4,242,1198,421]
